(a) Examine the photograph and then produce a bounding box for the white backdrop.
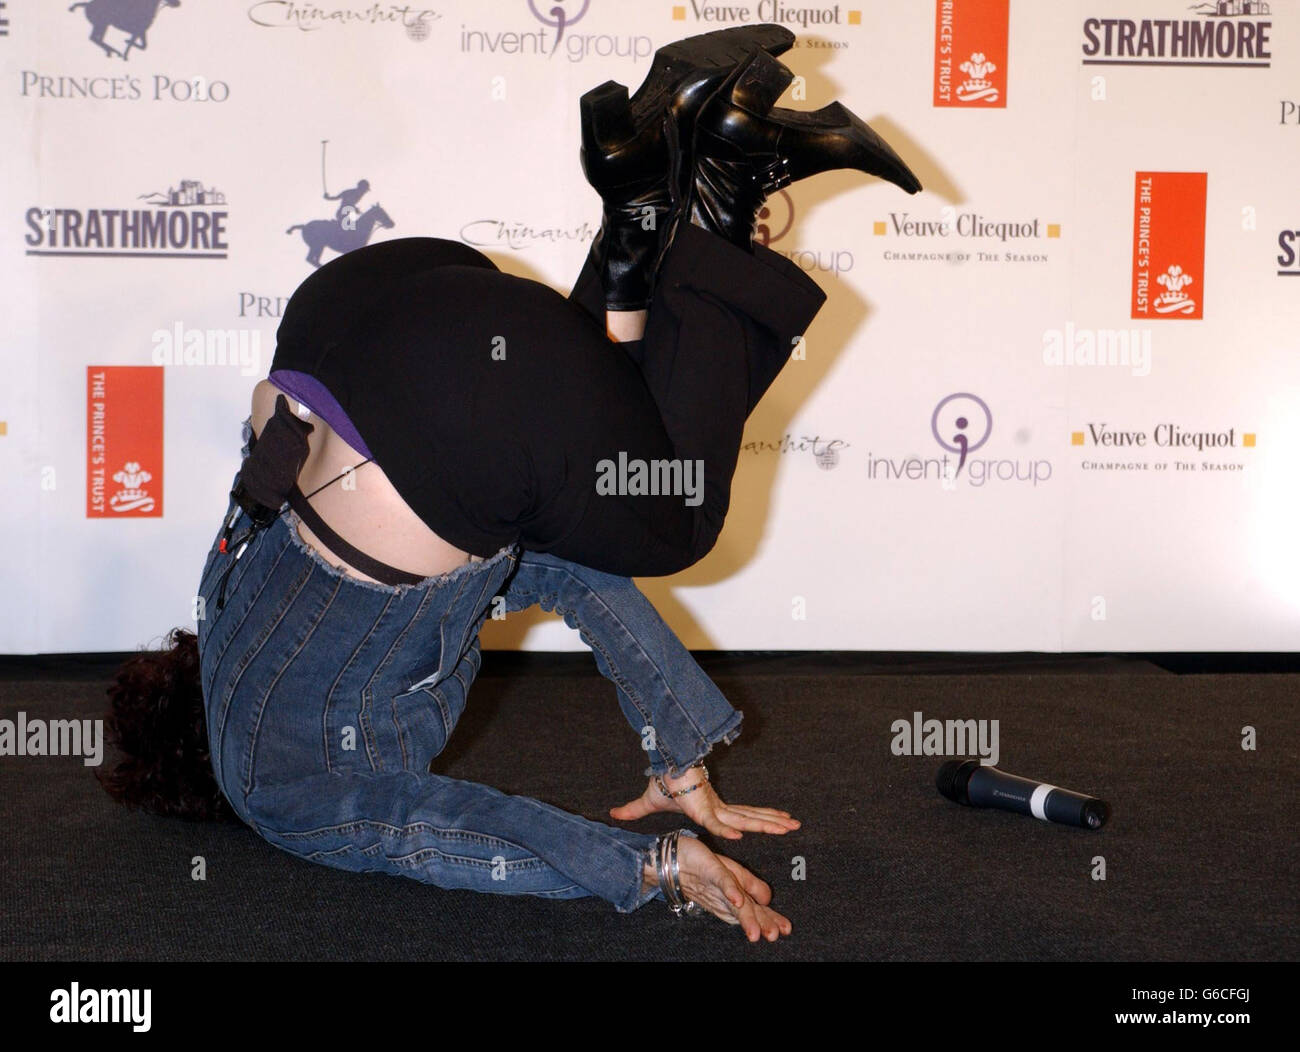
[2,0,1297,653]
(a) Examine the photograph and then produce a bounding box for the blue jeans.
[194,420,741,913]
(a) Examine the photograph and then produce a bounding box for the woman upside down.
[98,24,921,941]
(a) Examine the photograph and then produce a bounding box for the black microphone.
[936,760,1110,830]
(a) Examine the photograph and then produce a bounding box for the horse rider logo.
[70,0,179,60]
[286,141,395,268]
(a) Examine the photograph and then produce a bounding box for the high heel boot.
[578,24,796,311]
[685,48,923,252]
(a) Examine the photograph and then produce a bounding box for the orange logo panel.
[934,0,1010,108]
[1132,172,1206,320]
[87,366,163,517]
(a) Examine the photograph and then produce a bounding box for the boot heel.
[580,80,635,151]
[730,49,794,114]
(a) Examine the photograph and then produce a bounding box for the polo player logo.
[69,0,180,61]
[286,142,395,268]
[109,461,156,513]
[1154,264,1196,315]
[956,51,999,103]
[286,202,394,268]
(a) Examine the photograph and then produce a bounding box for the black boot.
[579,24,796,311]
[685,48,923,252]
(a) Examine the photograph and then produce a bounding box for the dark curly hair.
[96,626,235,822]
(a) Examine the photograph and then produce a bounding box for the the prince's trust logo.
[934,0,1009,108]
[107,461,156,512]
[87,366,164,518]
[1154,264,1195,315]
[1132,172,1206,320]
[461,0,651,62]
[956,51,998,102]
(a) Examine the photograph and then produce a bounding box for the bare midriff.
[250,378,478,585]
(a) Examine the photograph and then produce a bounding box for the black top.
[269,236,663,560]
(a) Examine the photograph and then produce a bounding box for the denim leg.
[201,508,685,914]
[499,550,743,778]
[242,766,681,914]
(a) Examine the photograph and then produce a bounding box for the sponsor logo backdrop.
[2,0,1297,652]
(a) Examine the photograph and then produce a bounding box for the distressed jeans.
[194,420,740,913]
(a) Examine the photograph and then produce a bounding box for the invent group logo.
[934,0,1009,108]
[1081,1,1274,69]
[1131,172,1206,320]
[87,366,164,517]
[754,191,856,274]
[864,393,1053,489]
[25,177,230,258]
[460,0,651,63]
[755,190,796,247]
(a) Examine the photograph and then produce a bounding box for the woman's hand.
[673,836,792,941]
[610,765,800,841]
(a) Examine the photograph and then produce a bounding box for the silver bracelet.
[654,830,698,917]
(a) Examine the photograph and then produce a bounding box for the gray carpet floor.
[1,653,1295,961]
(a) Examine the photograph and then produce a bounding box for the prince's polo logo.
[1132,172,1206,320]
[934,0,1009,108]
[71,0,180,61]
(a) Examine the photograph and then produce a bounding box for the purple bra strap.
[268,369,374,460]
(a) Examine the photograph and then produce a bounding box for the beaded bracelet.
[654,762,709,800]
